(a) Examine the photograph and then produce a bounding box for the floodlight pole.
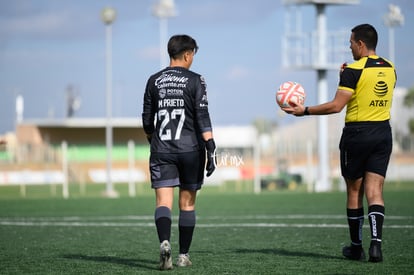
[101,7,118,198]
[383,4,404,64]
[15,94,23,126]
[315,4,330,192]
[152,0,177,69]
[159,17,168,69]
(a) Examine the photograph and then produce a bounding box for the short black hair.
[351,24,378,50]
[167,34,198,59]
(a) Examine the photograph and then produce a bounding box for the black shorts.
[339,120,392,179]
[149,150,206,190]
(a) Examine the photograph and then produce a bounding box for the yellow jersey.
[338,55,397,122]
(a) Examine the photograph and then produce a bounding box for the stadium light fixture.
[383,4,404,64]
[152,0,177,68]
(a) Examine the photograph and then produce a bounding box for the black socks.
[154,207,196,255]
[347,208,364,246]
[368,204,384,245]
[179,210,196,254]
[347,205,385,247]
[155,206,172,242]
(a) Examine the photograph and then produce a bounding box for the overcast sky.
[0,0,413,134]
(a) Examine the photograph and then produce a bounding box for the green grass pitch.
[0,183,413,274]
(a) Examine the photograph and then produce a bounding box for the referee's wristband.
[304,106,310,116]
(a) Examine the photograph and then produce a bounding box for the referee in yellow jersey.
[282,23,396,263]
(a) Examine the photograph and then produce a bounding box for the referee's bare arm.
[282,89,351,116]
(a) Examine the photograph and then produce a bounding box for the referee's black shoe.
[342,245,366,261]
[368,242,383,263]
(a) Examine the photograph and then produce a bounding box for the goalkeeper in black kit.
[142,34,216,270]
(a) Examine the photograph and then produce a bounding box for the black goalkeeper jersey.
[142,66,213,153]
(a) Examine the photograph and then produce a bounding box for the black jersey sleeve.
[142,77,155,136]
[194,75,212,134]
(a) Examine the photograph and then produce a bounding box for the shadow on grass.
[233,248,342,260]
[62,254,157,270]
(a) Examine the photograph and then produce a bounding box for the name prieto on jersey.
[159,98,184,108]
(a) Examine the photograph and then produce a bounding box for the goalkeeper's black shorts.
[149,150,206,191]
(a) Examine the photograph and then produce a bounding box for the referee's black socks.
[346,208,364,246]
[368,205,384,246]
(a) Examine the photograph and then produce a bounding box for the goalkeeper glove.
[205,138,217,177]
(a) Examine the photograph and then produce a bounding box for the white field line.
[0,214,411,221]
[0,221,413,229]
[0,215,413,229]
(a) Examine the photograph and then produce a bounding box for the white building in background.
[392,87,412,137]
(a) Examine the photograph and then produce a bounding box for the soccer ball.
[276,81,306,108]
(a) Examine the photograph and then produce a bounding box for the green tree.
[403,86,414,135]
